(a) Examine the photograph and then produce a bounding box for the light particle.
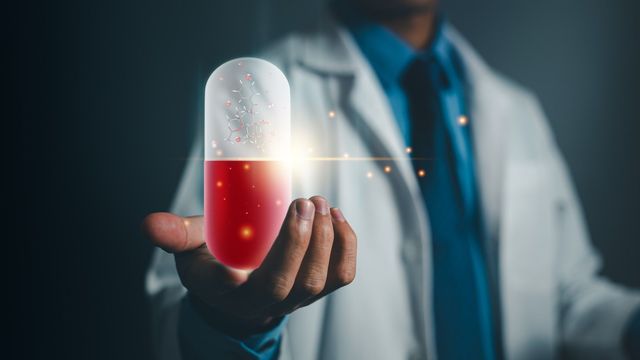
[239,225,253,240]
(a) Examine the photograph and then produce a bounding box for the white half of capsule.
[205,57,291,160]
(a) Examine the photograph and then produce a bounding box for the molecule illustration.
[223,71,273,151]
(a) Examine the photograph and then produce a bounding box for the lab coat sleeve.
[145,136,289,359]
[546,119,640,359]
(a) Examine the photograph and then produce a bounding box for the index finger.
[142,212,204,253]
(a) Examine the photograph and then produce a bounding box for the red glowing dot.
[216,181,223,188]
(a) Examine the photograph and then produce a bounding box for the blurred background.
[5,0,639,358]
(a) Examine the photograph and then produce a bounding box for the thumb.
[142,213,204,253]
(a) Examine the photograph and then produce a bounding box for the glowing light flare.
[417,169,426,177]
[328,110,336,118]
[384,166,392,173]
[366,171,373,179]
[405,147,413,154]
[239,225,253,240]
[458,115,468,126]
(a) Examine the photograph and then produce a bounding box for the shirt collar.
[333,1,455,89]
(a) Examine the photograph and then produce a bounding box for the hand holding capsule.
[142,196,357,336]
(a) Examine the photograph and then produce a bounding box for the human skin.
[355,0,438,49]
[143,196,357,335]
[143,0,438,337]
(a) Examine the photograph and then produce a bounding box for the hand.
[142,196,357,336]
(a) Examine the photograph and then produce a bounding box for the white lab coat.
[146,16,640,360]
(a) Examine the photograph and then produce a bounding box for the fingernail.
[330,208,345,222]
[313,197,329,215]
[296,199,314,220]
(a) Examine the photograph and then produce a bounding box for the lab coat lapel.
[444,25,508,248]
[334,28,437,360]
[298,18,436,358]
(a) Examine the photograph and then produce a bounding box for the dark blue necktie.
[402,57,495,360]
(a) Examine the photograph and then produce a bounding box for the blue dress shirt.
[179,5,640,360]
[338,5,496,359]
[179,296,287,359]
[179,10,498,360]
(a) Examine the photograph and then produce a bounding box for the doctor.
[143,0,640,359]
